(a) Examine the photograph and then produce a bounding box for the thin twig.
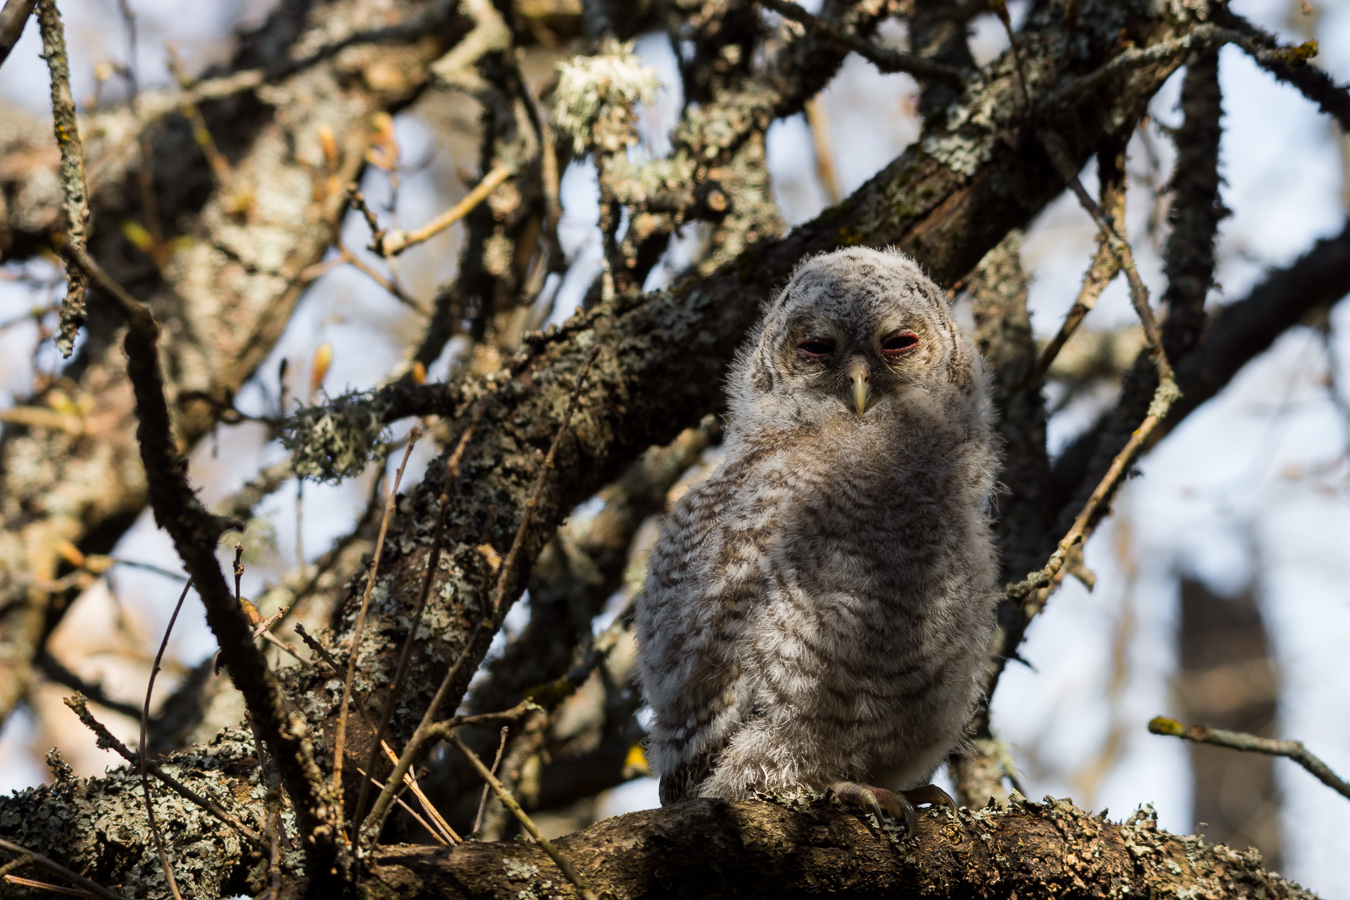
[0,839,129,900]
[352,487,455,831]
[293,625,461,845]
[490,346,602,621]
[1006,136,1182,606]
[141,580,193,900]
[364,353,597,842]
[803,97,841,205]
[332,428,422,802]
[338,241,431,314]
[473,726,510,837]
[359,407,492,843]
[55,235,344,882]
[3,874,99,898]
[1027,161,1126,386]
[1149,717,1350,802]
[63,695,261,844]
[990,0,1031,111]
[449,733,599,900]
[375,164,514,257]
[0,854,36,879]
[433,701,538,732]
[757,0,968,86]
[468,599,636,840]
[355,766,449,845]
[35,0,89,356]
[1045,138,1172,384]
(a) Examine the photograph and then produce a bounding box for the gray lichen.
[281,390,392,482]
[552,40,660,156]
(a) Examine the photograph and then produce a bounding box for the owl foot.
[828,781,959,836]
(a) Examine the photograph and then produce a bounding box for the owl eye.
[881,331,920,356]
[796,338,835,359]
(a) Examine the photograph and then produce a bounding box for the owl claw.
[828,781,917,835]
[900,783,959,816]
[829,781,961,836]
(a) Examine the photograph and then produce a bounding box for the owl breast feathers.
[636,246,1000,806]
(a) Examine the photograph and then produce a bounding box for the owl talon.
[829,781,918,836]
[902,784,958,817]
[902,783,966,831]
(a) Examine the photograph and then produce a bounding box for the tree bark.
[368,797,1312,900]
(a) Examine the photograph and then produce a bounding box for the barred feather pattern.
[636,247,1000,805]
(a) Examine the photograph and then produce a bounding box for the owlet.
[636,247,999,830]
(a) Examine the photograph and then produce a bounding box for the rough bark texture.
[0,0,1346,896]
[367,797,1313,900]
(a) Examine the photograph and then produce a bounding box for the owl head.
[728,247,985,433]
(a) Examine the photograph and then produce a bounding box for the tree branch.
[369,797,1317,900]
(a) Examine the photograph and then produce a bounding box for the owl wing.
[639,438,788,803]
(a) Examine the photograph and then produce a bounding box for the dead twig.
[803,97,841,205]
[54,239,344,883]
[0,839,129,900]
[35,0,89,356]
[448,732,600,900]
[473,726,511,837]
[355,403,489,843]
[3,874,100,898]
[332,428,422,804]
[293,625,461,845]
[62,694,262,845]
[363,349,599,843]
[141,580,193,900]
[1027,160,1125,386]
[373,164,514,257]
[1006,135,1182,608]
[1149,717,1350,802]
[352,485,454,831]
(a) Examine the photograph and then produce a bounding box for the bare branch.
[0,839,128,900]
[62,695,262,845]
[448,732,599,900]
[56,240,345,886]
[758,0,970,85]
[1149,717,1350,802]
[34,0,88,356]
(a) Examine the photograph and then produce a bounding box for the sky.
[0,1,1348,896]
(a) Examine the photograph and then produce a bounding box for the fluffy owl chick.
[636,247,999,831]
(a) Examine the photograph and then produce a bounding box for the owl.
[635,247,999,832]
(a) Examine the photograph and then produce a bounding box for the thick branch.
[368,797,1315,900]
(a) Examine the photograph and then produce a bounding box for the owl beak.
[847,357,872,417]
